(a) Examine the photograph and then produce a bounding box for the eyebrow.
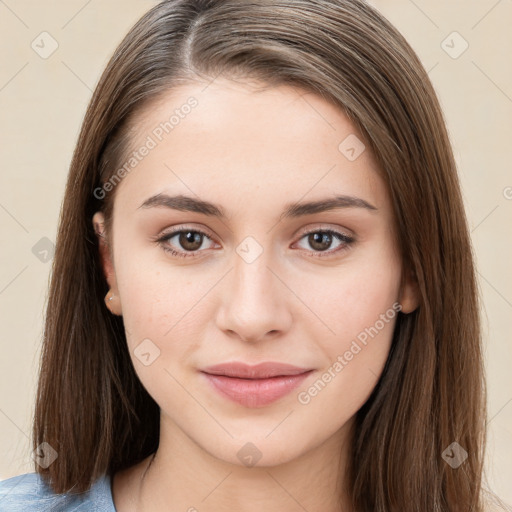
[138,193,377,219]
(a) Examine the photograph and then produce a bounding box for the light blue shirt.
[0,471,116,511]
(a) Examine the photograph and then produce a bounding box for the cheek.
[295,246,401,347]
[113,261,207,404]
[114,219,401,397]
[292,247,401,407]
[294,295,399,424]
[112,229,206,339]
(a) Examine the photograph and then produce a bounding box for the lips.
[200,362,314,407]
[201,361,312,379]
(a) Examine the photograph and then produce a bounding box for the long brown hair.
[33,1,487,510]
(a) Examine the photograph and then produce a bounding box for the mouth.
[200,362,314,407]
[201,361,313,379]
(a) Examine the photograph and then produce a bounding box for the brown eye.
[156,228,216,258]
[178,231,204,251]
[308,232,334,252]
[295,229,354,257]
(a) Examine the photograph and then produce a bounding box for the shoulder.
[0,471,116,511]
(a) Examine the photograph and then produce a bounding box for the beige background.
[0,0,511,505]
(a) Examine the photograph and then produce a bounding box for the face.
[94,77,418,467]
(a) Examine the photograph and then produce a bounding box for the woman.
[0,0,507,510]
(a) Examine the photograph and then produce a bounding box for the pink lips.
[200,362,314,408]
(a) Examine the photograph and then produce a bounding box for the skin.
[93,77,419,512]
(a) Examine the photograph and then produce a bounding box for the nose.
[215,244,293,343]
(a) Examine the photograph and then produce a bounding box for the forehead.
[111,77,389,217]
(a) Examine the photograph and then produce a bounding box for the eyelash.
[155,226,355,259]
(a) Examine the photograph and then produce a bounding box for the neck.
[118,415,355,512]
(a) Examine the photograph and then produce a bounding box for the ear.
[92,211,122,315]
[398,267,420,314]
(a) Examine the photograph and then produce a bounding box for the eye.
[293,229,354,257]
[155,226,355,259]
[155,227,217,258]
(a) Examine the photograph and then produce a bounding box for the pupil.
[310,232,331,251]
[176,231,334,253]
[180,231,202,251]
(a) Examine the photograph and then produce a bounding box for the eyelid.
[295,223,354,239]
[154,223,356,258]
[155,224,217,242]
[291,227,354,257]
[155,223,354,243]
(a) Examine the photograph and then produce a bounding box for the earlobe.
[398,268,420,314]
[92,211,122,316]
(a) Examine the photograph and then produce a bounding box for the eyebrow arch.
[138,193,377,219]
